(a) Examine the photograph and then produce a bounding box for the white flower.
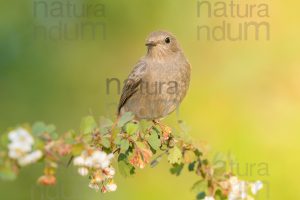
[73,156,85,166]
[107,153,114,160]
[74,149,117,192]
[251,181,263,195]
[239,181,247,199]
[99,159,110,169]
[228,177,248,200]
[29,150,43,159]
[8,147,26,159]
[84,157,94,167]
[91,151,108,168]
[103,167,115,178]
[74,150,114,169]
[7,128,43,166]
[8,128,34,146]
[18,150,43,166]
[78,167,89,176]
[91,151,113,169]
[92,151,107,161]
[228,177,263,199]
[204,196,215,200]
[7,128,35,160]
[106,182,117,192]
[229,176,239,186]
[89,182,99,191]
[8,142,32,153]
[94,174,103,183]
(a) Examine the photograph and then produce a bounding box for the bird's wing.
[118,60,147,114]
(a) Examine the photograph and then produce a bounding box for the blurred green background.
[0,0,299,199]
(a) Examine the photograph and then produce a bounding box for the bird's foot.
[152,120,172,141]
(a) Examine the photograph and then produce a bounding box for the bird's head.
[145,31,181,59]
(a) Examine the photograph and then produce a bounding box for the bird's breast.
[123,57,190,120]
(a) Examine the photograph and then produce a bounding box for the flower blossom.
[106,182,117,192]
[73,149,117,192]
[7,128,43,166]
[204,196,215,200]
[228,176,263,200]
[18,150,43,167]
[251,181,263,195]
[73,150,113,169]
[8,128,34,159]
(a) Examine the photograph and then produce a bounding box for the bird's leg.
[152,120,172,140]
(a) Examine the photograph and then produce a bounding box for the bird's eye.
[165,37,170,44]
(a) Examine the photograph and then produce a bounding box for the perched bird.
[118,31,191,122]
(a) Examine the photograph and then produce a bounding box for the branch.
[0,113,263,200]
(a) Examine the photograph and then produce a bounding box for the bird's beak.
[145,41,156,47]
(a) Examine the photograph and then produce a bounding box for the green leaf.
[46,124,56,133]
[138,120,152,133]
[215,189,227,200]
[101,137,111,148]
[50,132,58,140]
[100,117,113,128]
[71,144,85,156]
[147,131,161,151]
[125,122,139,135]
[32,122,47,136]
[64,130,76,144]
[168,146,182,164]
[99,117,113,135]
[213,160,226,169]
[47,124,58,139]
[202,159,209,166]
[32,122,57,139]
[120,139,130,153]
[184,150,197,163]
[188,161,196,171]
[212,152,226,176]
[118,154,135,177]
[196,192,206,200]
[194,149,203,157]
[170,163,184,176]
[192,180,207,192]
[135,141,146,149]
[213,165,226,177]
[114,135,122,145]
[65,137,75,144]
[117,112,134,128]
[118,161,131,177]
[213,152,225,163]
[80,116,97,134]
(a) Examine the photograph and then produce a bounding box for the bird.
[117,31,191,130]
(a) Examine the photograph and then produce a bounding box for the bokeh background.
[0,0,299,199]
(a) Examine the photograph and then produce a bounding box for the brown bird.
[118,31,191,125]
